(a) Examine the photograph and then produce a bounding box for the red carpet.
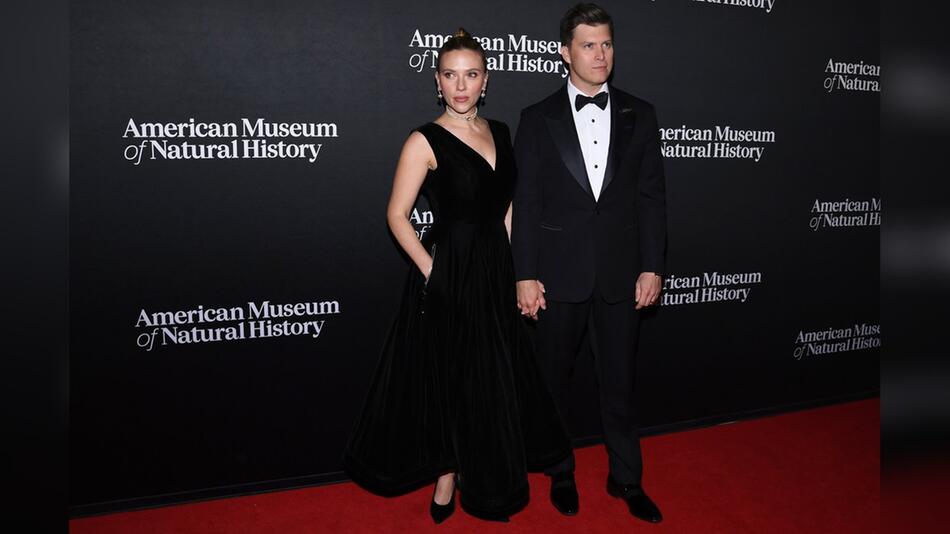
[71,398,879,533]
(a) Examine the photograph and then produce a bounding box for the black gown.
[342,120,571,518]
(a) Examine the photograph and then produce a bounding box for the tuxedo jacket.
[512,85,667,303]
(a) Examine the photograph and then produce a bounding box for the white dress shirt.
[566,79,611,201]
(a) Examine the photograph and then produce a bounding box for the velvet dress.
[342,120,571,518]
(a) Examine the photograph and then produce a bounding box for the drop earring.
[478,89,486,107]
[437,89,444,106]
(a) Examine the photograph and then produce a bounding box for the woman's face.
[436,49,488,115]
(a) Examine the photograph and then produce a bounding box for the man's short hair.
[560,3,614,46]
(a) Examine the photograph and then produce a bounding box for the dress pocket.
[539,222,563,231]
[424,243,436,290]
[420,243,436,315]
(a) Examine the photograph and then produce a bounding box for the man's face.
[560,23,613,94]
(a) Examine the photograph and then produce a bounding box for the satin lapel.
[600,92,636,198]
[544,88,594,201]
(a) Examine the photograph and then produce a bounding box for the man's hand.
[517,280,547,319]
[635,272,662,310]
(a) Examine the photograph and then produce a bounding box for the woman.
[342,28,571,523]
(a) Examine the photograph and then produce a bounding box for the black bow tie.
[575,92,609,111]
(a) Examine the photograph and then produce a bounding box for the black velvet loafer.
[550,472,579,516]
[606,475,662,523]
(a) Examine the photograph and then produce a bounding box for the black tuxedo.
[512,85,667,303]
[512,84,667,485]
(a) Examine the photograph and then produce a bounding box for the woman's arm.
[386,131,437,278]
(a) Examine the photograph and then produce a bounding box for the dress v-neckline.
[431,121,498,172]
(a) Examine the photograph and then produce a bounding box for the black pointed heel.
[429,477,456,524]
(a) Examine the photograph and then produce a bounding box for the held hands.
[635,272,662,310]
[516,280,546,320]
[516,273,660,317]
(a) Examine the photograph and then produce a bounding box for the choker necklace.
[445,106,478,122]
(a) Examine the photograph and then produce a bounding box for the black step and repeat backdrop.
[70,0,878,513]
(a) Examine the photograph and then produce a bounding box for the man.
[511,3,667,523]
